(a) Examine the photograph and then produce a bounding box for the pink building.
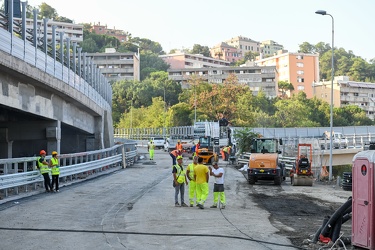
[90,22,127,42]
[210,42,242,63]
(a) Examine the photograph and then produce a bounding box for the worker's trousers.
[174,183,185,204]
[196,182,209,205]
[149,149,154,160]
[213,183,226,205]
[188,180,197,205]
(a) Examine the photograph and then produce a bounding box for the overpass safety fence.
[0,142,137,199]
[0,8,112,111]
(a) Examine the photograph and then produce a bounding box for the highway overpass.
[0,6,113,158]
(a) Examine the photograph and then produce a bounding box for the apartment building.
[260,40,284,57]
[210,42,242,63]
[314,76,375,120]
[225,36,260,57]
[87,48,140,82]
[14,18,83,43]
[91,22,127,42]
[168,64,277,97]
[255,51,320,98]
[160,52,230,69]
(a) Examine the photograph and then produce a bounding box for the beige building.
[225,36,260,56]
[314,76,375,120]
[13,18,83,43]
[255,51,320,98]
[168,64,277,97]
[260,40,284,57]
[87,49,140,82]
[160,52,230,69]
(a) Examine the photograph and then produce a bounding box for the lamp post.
[163,84,166,137]
[315,10,335,181]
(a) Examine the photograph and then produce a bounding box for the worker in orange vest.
[176,140,183,151]
[170,149,181,166]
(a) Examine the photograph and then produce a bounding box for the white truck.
[148,137,165,149]
[164,137,177,152]
[319,131,348,149]
[194,121,230,148]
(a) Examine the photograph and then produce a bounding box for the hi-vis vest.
[173,164,186,183]
[50,158,60,175]
[188,163,196,181]
[149,144,155,150]
[37,157,50,174]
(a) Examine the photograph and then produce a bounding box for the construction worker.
[222,146,229,161]
[172,156,188,207]
[195,142,200,156]
[49,151,60,192]
[148,141,155,160]
[209,162,226,209]
[186,156,198,207]
[170,149,181,166]
[191,142,196,157]
[37,150,52,192]
[194,157,209,209]
[176,140,183,152]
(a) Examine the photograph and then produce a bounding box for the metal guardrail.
[0,143,138,199]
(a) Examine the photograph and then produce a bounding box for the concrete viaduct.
[0,5,113,158]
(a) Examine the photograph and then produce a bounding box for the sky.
[24,0,375,60]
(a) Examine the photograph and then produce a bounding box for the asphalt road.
[0,147,351,250]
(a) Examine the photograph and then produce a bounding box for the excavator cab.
[290,143,314,186]
[197,136,218,164]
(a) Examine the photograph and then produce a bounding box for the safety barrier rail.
[0,143,137,199]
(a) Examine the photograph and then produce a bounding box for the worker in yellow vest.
[49,151,60,192]
[186,156,198,207]
[173,156,188,207]
[148,141,155,160]
[37,150,52,192]
[222,146,230,161]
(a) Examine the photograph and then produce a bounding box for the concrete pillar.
[7,141,13,158]
[46,120,61,154]
[94,115,104,149]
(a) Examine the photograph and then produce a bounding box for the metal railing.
[0,143,137,199]
[0,7,112,111]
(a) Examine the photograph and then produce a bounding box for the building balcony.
[100,68,134,74]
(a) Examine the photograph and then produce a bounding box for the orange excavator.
[290,143,314,186]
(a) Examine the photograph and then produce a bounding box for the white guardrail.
[0,143,137,198]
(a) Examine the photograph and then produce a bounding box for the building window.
[297,78,304,83]
[296,55,304,60]
[297,70,304,75]
[354,93,359,96]
[240,45,242,49]
[296,62,304,67]
[298,85,305,90]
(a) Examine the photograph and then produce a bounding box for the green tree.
[233,128,260,154]
[278,81,294,98]
[298,42,315,53]
[140,53,170,80]
[81,38,99,53]
[38,2,57,19]
[190,44,211,57]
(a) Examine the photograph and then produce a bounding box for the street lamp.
[315,10,335,181]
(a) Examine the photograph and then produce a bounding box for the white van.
[149,137,165,149]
